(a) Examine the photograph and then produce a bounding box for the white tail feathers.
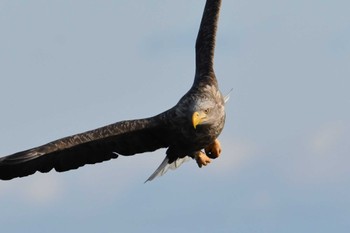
[145,156,192,183]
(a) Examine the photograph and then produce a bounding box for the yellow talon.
[195,151,211,168]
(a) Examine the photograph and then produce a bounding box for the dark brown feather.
[0,114,171,180]
[194,0,221,86]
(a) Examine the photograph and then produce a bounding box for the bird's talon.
[205,139,222,159]
[195,152,211,168]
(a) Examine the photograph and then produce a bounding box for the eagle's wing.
[0,114,170,180]
[194,0,221,85]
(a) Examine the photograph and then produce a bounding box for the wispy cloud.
[309,121,346,155]
[284,121,350,186]
[0,172,64,206]
[23,173,65,204]
[213,137,256,174]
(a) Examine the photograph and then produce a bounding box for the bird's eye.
[204,108,210,114]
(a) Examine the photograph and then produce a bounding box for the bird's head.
[176,85,226,130]
[191,96,225,129]
[192,108,210,129]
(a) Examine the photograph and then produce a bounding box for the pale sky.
[0,1,349,232]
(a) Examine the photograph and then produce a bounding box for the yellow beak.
[192,111,206,129]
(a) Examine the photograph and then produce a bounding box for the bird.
[0,0,227,182]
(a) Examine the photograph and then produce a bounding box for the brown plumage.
[0,0,226,181]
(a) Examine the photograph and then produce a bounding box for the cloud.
[309,121,346,155]
[0,172,64,206]
[284,121,350,186]
[22,173,64,204]
[213,137,256,174]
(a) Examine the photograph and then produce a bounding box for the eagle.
[0,0,227,182]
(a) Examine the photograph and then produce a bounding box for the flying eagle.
[0,0,227,182]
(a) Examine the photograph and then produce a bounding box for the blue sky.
[0,0,349,232]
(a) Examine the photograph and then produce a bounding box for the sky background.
[0,0,349,232]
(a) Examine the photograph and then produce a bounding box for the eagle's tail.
[145,156,192,182]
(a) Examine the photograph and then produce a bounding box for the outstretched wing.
[194,0,222,85]
[0,114,170,180]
